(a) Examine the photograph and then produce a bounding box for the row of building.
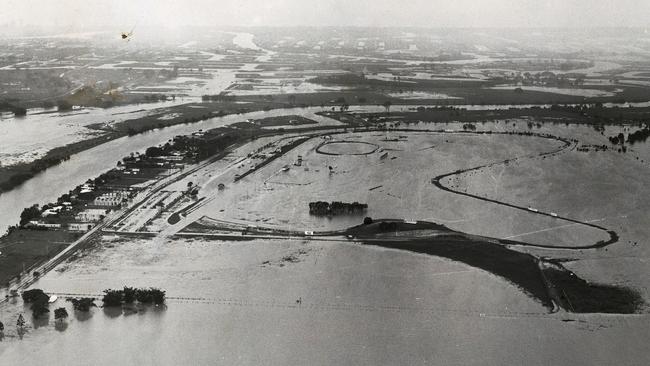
[28,207,111,232]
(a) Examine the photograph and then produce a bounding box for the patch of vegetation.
[22,289,50,318]
[347,219,447,237]
[21,288,49,303]
[19,204,41,226]
[627,126,650,145]
[309,201,368,216]
[54,307,69,321]
[543,267,644,313]
[102,287,166,307]
[102,289,124,307]
[462,123,477,131]
[67,297,97,312]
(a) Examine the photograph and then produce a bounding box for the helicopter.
[121,30,134,41]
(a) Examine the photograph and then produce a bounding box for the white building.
[93,192,128,207]
[27,221,62,229]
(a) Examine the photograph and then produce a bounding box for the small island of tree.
[67,297,97,312]
[102,287,166,307]
[309,201,368,216]
[22,289,50,318]
[54,308,69,322]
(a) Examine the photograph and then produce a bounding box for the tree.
[31,299,50,318]
[12,106,27,116]
[22,289,49,303]
[67,297,96,312]
[363,217,373,225]
[0,320,4,332]
[382,101,392,115]
[102,289,124,307]
[20,204,41,226]
[123,286,136,304]
[57,100,73,111]
[145,146,164,158]
[54,308,69,322]
[17,314,25,328]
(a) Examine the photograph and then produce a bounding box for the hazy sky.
[3,0,650,29]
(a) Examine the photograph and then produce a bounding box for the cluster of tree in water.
[626,126,650,144]
[608,124,649,152]
[0,287,166,333]
[309,201,368,216]
[102,287,166,307]
[22,289,54,318]
[17,289,69,325]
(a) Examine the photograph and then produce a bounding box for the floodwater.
[0,210,648,365]
[187,129,607,247]
[1,123,650,364]
[0,100,194,166]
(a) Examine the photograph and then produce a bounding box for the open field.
[0,230,77,285]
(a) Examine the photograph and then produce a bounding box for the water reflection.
[122,305,139,316]
[74,310,93,322]
[54,320,68,332]
[16,327,26,340]
[32,315,49,329]
[102,306,123,319]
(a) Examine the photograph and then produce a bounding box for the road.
[429,131,618,250]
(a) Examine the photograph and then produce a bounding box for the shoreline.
[0,99,289,196]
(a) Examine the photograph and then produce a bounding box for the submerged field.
[1,234,648,365]
[184,128,607,246]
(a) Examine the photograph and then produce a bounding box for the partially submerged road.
[429,131,618,250]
